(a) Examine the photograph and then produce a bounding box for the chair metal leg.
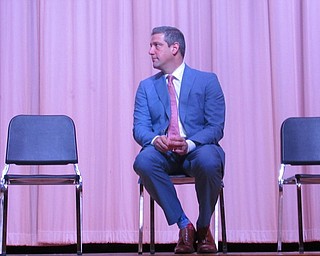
[0,188,8,256]
[219,186,227,253]
[0,192,3,255]
[76,184,83,255]
[150,197,155,254]
[277,184,284,252]
[296,181,304,253]
[138,184,144,254]
[214,200,219,248]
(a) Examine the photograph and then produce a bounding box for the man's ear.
[171,42,180,55]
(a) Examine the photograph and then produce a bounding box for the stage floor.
[6,253,320,256]
[5,243,320,255]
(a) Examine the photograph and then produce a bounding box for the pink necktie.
[167,75,180,138]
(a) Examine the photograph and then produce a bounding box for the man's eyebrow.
[150,41,164,45]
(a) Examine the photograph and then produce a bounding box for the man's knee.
[134,152,152,176]
[199,159,222,177]
[133,147,163,176]
[192,146,223,178]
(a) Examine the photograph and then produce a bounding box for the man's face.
[149,33,174,72]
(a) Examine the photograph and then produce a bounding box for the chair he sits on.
[277,117,320,253]
[0,115,83,255]
[138,175,227,254]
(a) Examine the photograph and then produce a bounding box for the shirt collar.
[165,62,185,81]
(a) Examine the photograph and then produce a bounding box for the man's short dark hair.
[152,26,186,58]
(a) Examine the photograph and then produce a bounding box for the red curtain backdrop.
[1,0,320,246]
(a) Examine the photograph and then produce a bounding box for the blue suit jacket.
[133,65,225,164]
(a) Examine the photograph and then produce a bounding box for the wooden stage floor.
[5,243,320,255]
[6,253,320,256]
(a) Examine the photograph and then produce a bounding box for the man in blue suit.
[133,26,225,254]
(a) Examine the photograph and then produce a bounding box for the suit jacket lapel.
[179,65,195,123]
[154,73,170,119]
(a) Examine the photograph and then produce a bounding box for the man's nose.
[149,46,155,55]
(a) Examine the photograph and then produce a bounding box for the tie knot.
[167,75,174,84]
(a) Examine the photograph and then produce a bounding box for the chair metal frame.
[0,115,83,255]
[277,117,320,253]
[138,175,227,254]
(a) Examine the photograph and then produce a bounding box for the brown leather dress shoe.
[174,223,196,254]
[197,226,217,253]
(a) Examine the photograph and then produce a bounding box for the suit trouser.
[133,144,223,228]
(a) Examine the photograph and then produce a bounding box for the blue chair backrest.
[281,117,320,165]
[6,115,78,165]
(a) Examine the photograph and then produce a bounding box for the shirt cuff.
[151,136,159,145]
[186,139,196,153]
